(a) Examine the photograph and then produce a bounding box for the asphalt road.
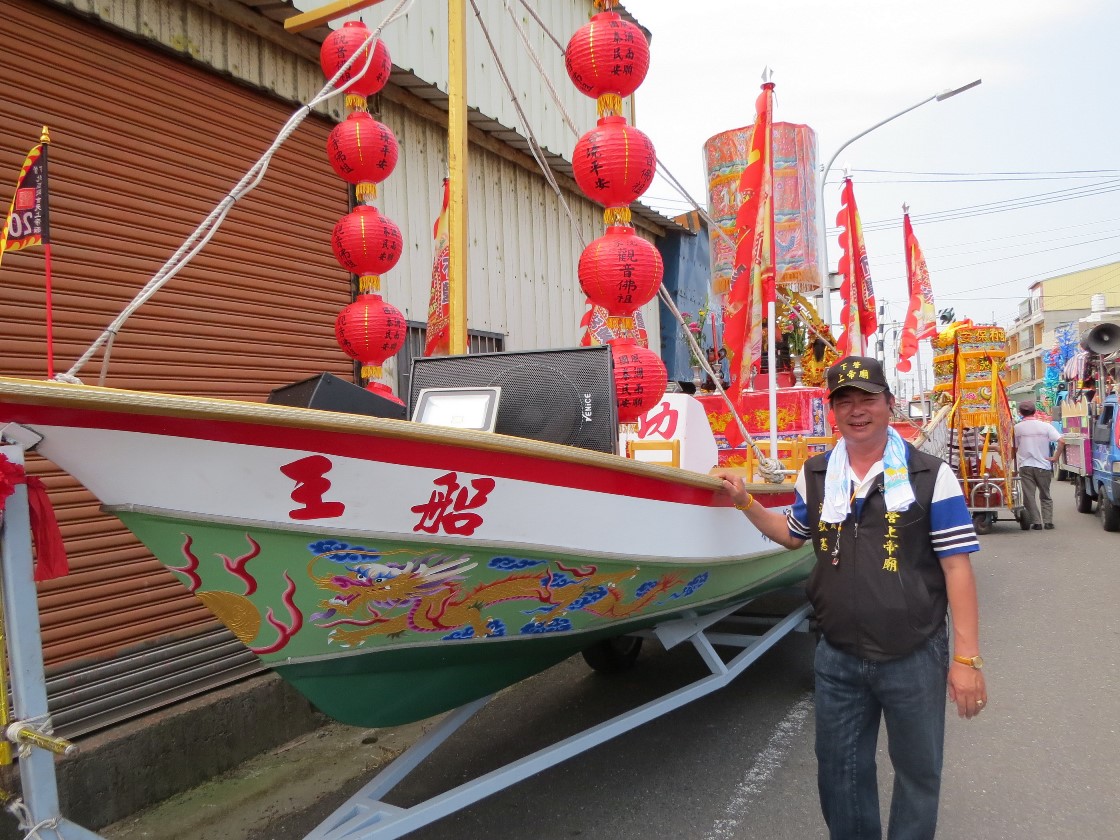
[111,484,1120,840]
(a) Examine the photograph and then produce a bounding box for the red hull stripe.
[7,402,795,508]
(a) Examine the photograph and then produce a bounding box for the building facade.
[1005,262,1120,398]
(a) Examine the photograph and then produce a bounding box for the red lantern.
[326,112,399,197]
[610,339,667,424]
[335,294,406,381]
[572,116,656,208]
[320,20,392,105]
[578,225,663,332]
[565,12,650,102]
[332,205,403,292]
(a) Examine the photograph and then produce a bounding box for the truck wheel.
[1075,479,1094,514]
[972,513,993,535]
[581,635,643,673]
[1100,493,1120,532]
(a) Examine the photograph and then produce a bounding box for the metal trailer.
[962,471,1029,534]
[0,442,813,840]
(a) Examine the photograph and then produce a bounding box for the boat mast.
[448,0,469,355]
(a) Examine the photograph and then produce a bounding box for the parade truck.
[1062,390,1120,531]
[1059,320,1120,531]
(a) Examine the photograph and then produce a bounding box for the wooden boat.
[0,376,814,727]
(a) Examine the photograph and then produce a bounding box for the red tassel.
[0,454,69,581]
[27,476,68,581]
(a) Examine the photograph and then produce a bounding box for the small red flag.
[723,81,775,400]
[0,136,51,269]
[423,179,451,356]
[835,177,876,357]
[896,211,936,373]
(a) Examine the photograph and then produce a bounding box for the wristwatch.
[953,654,984,669]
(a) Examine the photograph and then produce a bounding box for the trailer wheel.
[581,635,643,674]
[972,513,993,535]
[1074,479,1094,514]
[1017,508,1031,530]
[1099,492,1120,532]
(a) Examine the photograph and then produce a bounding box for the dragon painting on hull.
[160,525,707,655]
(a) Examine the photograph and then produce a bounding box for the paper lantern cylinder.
[320,20,392,110]
[572,117,656,212]
[335,295,406,381]
[610,339,667,424]
[578,225,663,333]
[326,112,399,200]
[331,205,403,294]
[565,11,650,116]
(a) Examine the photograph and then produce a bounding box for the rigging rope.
[61,0,418,383]
[471,0,587,251]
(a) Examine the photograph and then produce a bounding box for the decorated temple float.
[0,6,824,732]
[931,324,1027,533]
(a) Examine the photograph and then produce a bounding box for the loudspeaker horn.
[1080,321,1120,354]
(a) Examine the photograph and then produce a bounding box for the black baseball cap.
[826,356,891,398]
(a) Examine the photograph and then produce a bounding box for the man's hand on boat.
[712,469,806,550]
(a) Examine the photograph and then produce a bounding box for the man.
[715,356,986,840]
[1013,399,1064,530]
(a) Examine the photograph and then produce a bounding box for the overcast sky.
[622,0,1120,345]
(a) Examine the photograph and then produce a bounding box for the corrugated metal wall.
[1,0,350,736]
[377,0,628,165]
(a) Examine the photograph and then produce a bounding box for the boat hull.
[115,508,813,725]
[0,378,813,726]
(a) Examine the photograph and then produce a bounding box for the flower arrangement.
[680,307,711,366]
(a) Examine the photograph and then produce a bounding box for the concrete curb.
[0,673,329,839]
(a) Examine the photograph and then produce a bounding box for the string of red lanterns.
[321,20,406,405]
[565,2,666,424]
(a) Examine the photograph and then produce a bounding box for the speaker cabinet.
[408,347,618,453]
[267,372,407,420]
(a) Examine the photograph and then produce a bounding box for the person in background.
[715,356,985,840]
[1013,399,1065,530]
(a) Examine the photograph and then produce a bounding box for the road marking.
[703,692,814,840]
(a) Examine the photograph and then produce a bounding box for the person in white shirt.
[1013,400,1065,530]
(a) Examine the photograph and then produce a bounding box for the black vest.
[803,443,947,661]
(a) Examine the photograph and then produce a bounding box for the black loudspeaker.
[1080,322,1120,354]
[267,372,406,420]
[409,346,618,453]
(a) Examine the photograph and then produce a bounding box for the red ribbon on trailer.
[0,452,68,582]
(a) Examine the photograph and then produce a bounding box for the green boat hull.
[118,510,814,727]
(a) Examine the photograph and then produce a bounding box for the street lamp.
[818,79,982,326]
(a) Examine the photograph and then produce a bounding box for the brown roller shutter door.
[0,0,353,736]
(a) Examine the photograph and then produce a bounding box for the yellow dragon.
[309,553,686,648]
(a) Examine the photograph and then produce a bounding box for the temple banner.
[704,122,821,296]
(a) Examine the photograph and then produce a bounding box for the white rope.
[60,0,417,383]
[5,793,60,840]
[476,0,588,250]
[502,0,580,137]
[658,286,785,482]
[517,0,567,53]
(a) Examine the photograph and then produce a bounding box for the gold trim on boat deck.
[0,377,791,496]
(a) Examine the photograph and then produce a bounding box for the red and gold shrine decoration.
[331,205,403,295]
[565,10,650,118]
[326,111,399,202]
[578,225,662,334]
[335,295,407,404]
[610,340,667,424]
[573,116,656,226]
[319,20,392,112]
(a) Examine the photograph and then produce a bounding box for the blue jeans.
[814,624,949,840]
